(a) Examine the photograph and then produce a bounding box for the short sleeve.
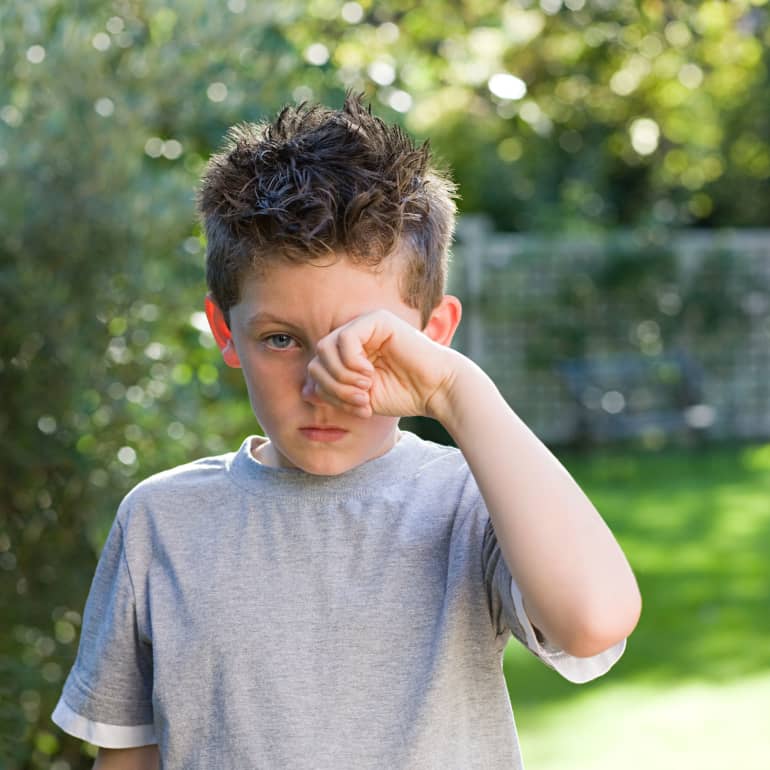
[52,514,157,748]
[481,517,625,684]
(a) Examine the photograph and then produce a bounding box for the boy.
[52,94,641,769]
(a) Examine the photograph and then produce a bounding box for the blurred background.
[1,1,768,768]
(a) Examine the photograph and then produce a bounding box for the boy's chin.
[288,453,371,477]
[256,423,401,475]
[267,442,396,477]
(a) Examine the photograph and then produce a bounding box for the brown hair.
[197,93,457,327]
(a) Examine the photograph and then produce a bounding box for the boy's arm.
[93,746,159,770]
[307,304,641,658]
[428,353,641,657]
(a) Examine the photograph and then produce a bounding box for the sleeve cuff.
[52,699,157,749]
[510,577,627,684]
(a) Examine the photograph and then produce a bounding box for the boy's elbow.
[561,587,642,659]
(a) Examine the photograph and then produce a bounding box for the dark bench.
[556,351,713,443]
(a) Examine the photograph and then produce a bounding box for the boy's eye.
[263,334,297,350]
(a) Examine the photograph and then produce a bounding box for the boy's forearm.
[93,746,160,770]
[430,353,641,657]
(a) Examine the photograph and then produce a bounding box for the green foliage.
[522,242,751,367]
[279,0,770,229]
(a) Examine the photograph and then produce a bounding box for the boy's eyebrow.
[245,311,300,329]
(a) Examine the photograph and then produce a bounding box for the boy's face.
[214,255,424,475]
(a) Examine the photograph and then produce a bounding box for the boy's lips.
[299,426,349,442]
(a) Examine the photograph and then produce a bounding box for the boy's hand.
[304,309,462,420]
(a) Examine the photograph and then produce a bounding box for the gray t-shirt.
[52,431,624,769]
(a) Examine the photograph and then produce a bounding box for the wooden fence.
[447,216,770,446]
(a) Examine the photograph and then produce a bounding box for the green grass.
[512,674,770,770]
[503,442,770,769]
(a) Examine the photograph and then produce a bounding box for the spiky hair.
[197,93,457,325]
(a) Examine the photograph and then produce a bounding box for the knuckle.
[306,359,323,379]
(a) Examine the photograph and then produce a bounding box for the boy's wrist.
[425,351,495,435]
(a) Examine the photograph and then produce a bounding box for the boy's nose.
[301,373,325,407]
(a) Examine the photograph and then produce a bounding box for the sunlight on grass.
[503,443,770,769]
[742,443,770,471]
[561,443,770,680]
[516,673,770,770]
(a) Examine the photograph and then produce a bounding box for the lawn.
[503,441,770,769]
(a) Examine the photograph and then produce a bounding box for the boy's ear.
[204,295,241,368]
[422,295,462,347]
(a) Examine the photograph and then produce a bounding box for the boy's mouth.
[299,426,349,442]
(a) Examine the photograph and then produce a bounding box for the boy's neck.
[249,430,404,470]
